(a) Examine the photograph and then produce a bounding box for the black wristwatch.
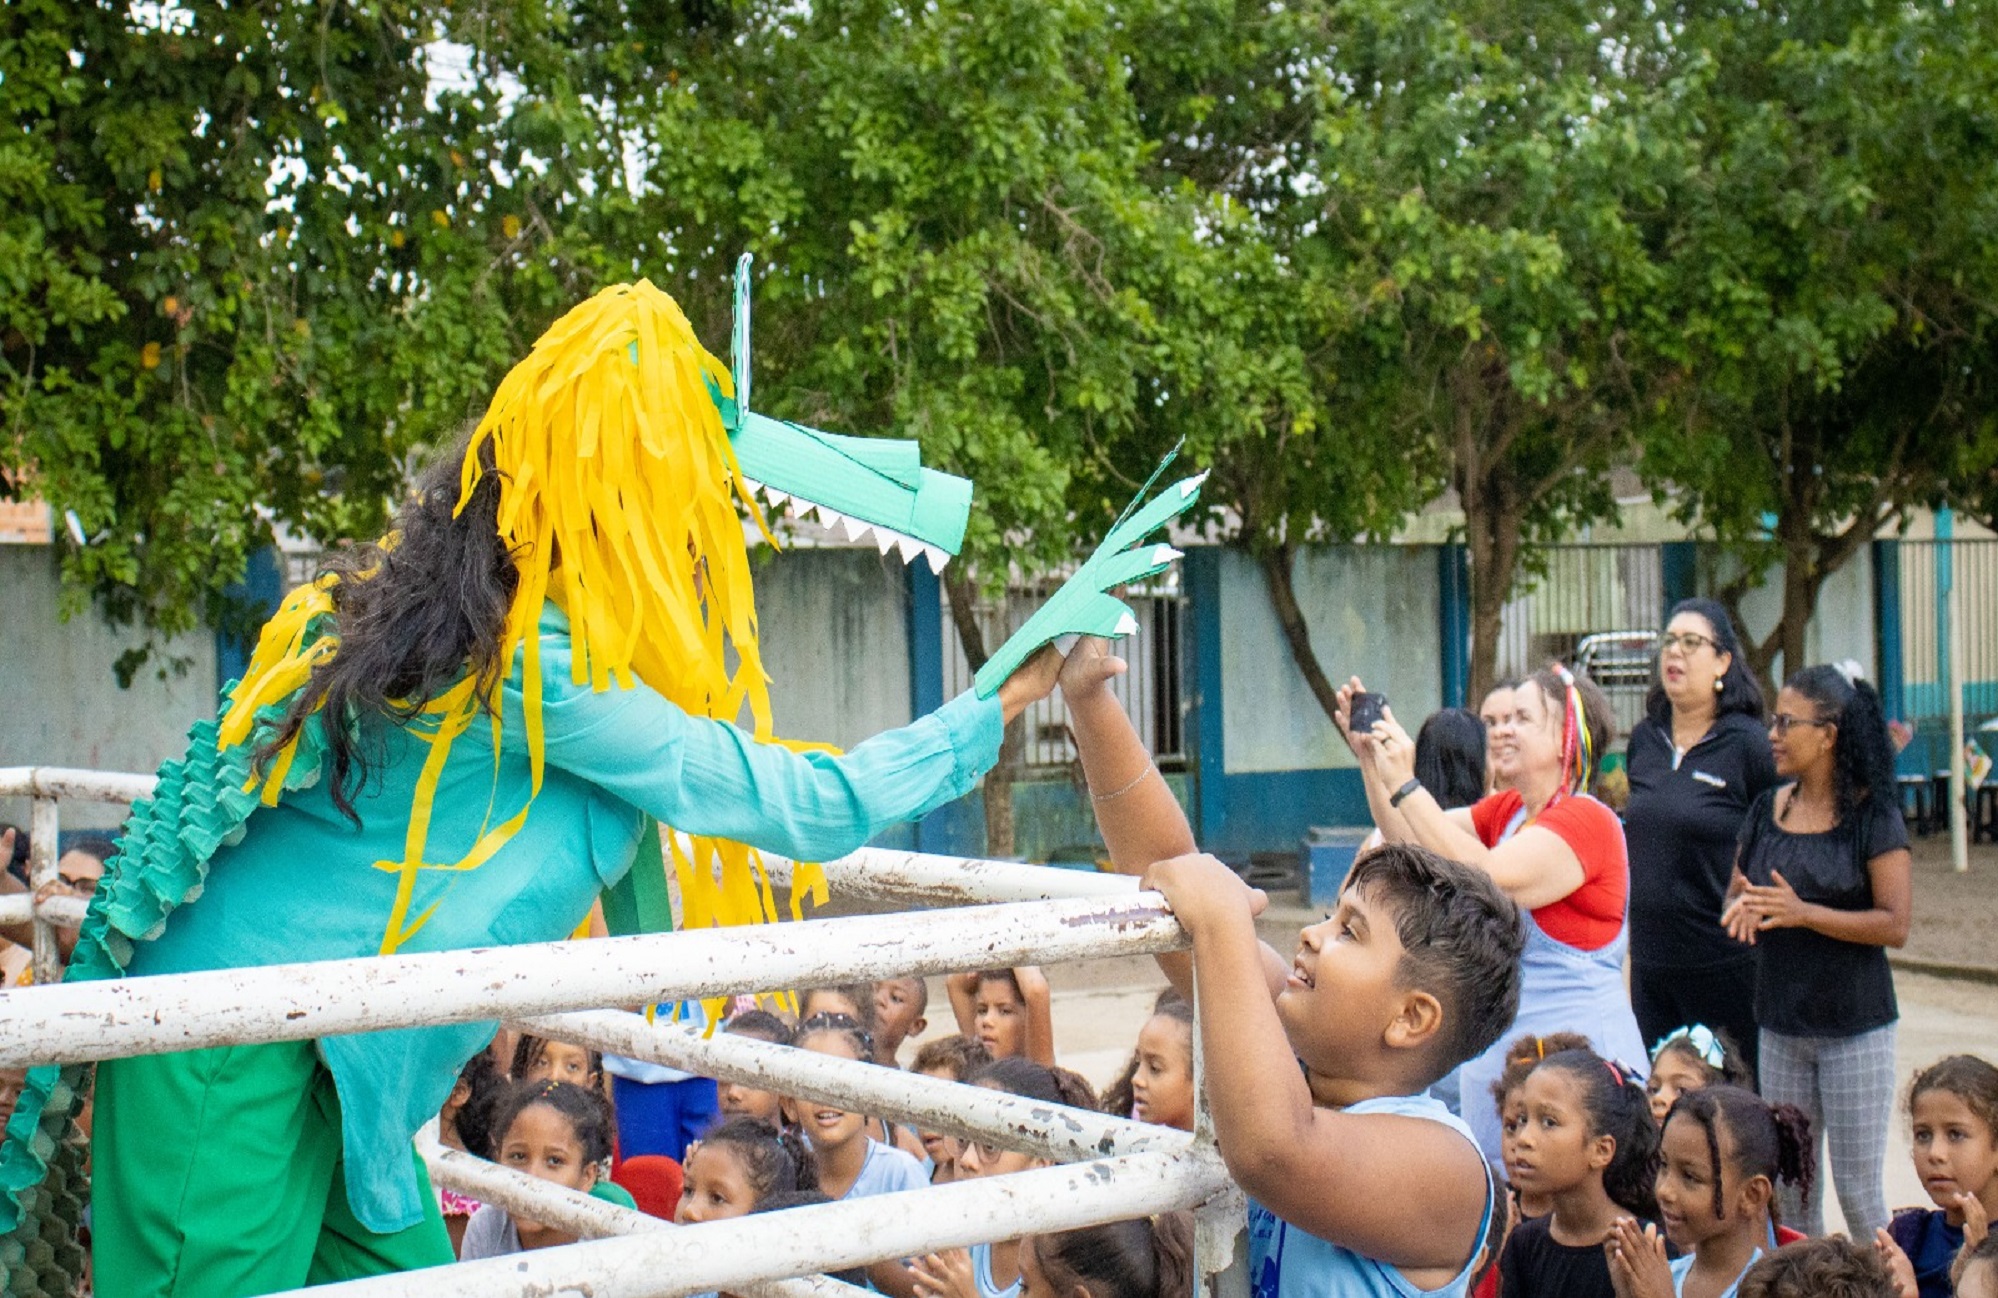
[1389,778,1424,809]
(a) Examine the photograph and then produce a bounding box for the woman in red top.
[1338,666,1648,1162]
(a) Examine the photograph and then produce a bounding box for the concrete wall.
[1218,546,1443,774]
[750,548,913,749]
[0,545,219,830]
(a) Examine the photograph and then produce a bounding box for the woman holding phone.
[1338,667,1646,1162]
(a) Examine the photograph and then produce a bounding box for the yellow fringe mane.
[222,280,826,955]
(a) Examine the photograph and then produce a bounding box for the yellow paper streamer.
[224,280,824,954]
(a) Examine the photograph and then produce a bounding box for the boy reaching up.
[1061,638,1525,1298]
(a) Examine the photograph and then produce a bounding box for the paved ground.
[906,904,1998,1239]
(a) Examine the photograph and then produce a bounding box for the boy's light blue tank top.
[970,1243,1023,1298]
[1247,1093,1492,1298]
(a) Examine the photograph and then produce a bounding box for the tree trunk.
[1459,431,1523,706]
[1777,529,1817,690]
[1258,542,1346,725]
[944,569,1021,858]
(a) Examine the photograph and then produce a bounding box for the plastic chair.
[612,1153,684,1220]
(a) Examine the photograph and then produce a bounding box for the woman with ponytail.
[1022,1213,1194,1298]
[1723,662,1912,1239]
[1340,666,1646,1161]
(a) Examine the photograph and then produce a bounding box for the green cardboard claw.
[973,468,1207,697]
[712,254,972,572]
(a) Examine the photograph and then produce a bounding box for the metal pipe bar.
[525,1010,1190,1163]
[0,767,157,803]
[293,1146,1232,1298]
[751,843,1137,907]
[27,798,59,984]
[0,893,1182,1068]
[0,895,90,927]
[415,1124,871,1298]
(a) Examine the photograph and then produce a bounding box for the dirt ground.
[1899,833,1998,974]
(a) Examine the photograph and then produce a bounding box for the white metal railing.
[0,766,1246,1298]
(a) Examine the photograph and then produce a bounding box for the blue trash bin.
[1298,827,1372,907]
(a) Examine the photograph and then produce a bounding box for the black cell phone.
[1349,691,1388,733]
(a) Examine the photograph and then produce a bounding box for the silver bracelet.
[1089,766,1156,803]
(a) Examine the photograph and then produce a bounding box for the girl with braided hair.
[459,1078,620,1259]
[1606,1085,1815,1298]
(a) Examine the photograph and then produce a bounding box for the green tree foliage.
[1639,0,1998,689]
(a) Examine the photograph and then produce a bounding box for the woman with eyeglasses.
[1622,599,1776,1079]
[1722,662,1912,1240]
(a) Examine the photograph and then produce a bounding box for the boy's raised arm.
[1060,637,1283,998]
[1146,853,1490,1280]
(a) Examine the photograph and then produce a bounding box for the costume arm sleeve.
[539,677,1003,861]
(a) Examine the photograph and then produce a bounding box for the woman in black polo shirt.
[1623,599,1775,1075]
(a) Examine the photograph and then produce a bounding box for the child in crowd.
[675,1118,818,1224]
[911,1058,1095,1298]
[1883,1055,1998,1298]
[801,983,880,1037]
[1471,1031,1595,1297]
[460,1079,630,1259]
[1956,1234,1998,1298]
[1061,634,1522,1298]
[1737,1237,1900,1298]
[1498,1049,1661,1298]
[1648,1026,1755,1124]
[947,967,1055,1066]
[788,1012,926,1297]
[437,1046,509,1251]
[1021,1212,1196,1298]
[1100,991,1194,1131]
[911,1035,994,1183]
[876,975,931,1065]
[717,1010,796,1126]
[512,1033,603,1089]
[1606,1085,1815,1298]
[787,1014,927,1200]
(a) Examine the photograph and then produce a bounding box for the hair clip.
[1535,1037,1547,1061]
[1605,1060,1629,1088]
[1655,1024,1727,1072]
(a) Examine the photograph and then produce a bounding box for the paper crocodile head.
[709,255,971,574]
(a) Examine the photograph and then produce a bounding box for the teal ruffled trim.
[0,689,331,1249]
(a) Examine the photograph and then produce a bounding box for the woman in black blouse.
[1624,599,1775,1075]
[1724,662,1912,1238]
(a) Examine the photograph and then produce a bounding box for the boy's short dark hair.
[911,1034,992,1080]
[1738,1237,1898,1298]
[1343,844,1524,1085]
[882,973,930,1015]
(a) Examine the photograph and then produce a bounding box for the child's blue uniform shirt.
[1668,1249,1761,1298]
[970,1243,1023,1298]
[843,1139,928,1200]
[1887,1207,1963,1298]
[1248,1093,1492,1298]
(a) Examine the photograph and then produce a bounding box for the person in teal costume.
[0,279,1070,1297]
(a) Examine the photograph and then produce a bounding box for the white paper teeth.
[818,506,847,531]
[1181,472,1208,497]
[766,488,790,507]
[923,544,949,574]
[1114,611,1141,636]
[739,476,765,497]
[1151,544,1182,566]
[873,528,899,556]
[841,515,872,543]
[894,534,923,564]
